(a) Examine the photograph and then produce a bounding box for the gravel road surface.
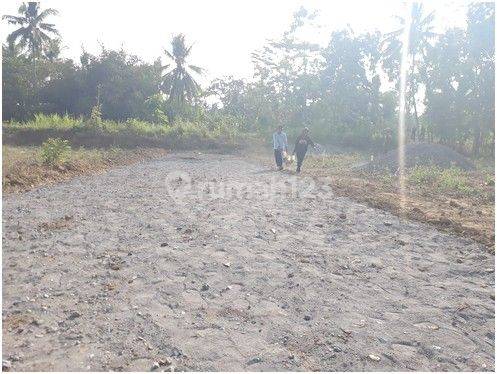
[2,152,494,371]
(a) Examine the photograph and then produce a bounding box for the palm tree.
[160,34,204,105]
[383,3,437,141]
[3,2,59,61]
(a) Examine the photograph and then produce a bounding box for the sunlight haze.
[2,0,468,84]
[1,1,495,371]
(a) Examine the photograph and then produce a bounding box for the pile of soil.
[359,143,475,172]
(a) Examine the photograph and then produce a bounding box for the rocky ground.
[2,152,495,371]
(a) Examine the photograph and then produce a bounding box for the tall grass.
[7,113,84,130]
[3,113,245,148]
[407,165,475,195]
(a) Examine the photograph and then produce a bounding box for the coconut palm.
[3,2,59,61]
[160,34,204,104]
[383,3,437,141]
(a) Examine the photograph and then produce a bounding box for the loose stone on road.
[2,152,494,371]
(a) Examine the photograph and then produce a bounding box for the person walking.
[293,127,315,173]
[272,125,288,171]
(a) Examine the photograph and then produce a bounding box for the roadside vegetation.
[303,153,495,250]
[3,113,245,149]
[2,144,168,193]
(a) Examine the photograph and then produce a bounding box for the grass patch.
[2,113,253,192]
[305,153,362,171]
[438,168,475,195]
[408,165,440,185]
[407,165,476,196]
[3,144,167,193]
[3,113,247,150]
[5,114,166,137]
[483,172,494,186]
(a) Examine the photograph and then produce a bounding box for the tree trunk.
[412,97,419,139]
[32,43,37,85]
[473,127,482,156]
[29,43,37,118]
[410,54,419,143]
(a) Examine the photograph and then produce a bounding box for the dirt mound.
[359,143,475,172]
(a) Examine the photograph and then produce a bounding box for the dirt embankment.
[2,152,494,371]
[309,169,495,251]
[244,144,494,251]
[2,146,168,194]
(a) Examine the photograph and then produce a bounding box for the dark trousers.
[274,149,283,168]
[296,150,306,172]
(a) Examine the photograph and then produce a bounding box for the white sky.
[2,0,470,85]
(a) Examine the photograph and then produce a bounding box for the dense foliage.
[209,4,494,155]
[2,2,495,156]
[3,46,164,122]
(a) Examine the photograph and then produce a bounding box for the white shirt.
[273,131,288,150]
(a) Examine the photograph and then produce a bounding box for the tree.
[319,30,385,145]
[424,28,468,148]
[250,7,322,134]
[2,44,33,120]
[383,3,437,141]
[43,38,63,62]
[80,48,163,121]
[160,34,204,118]
[465,2,495,155]
[2,44,165,122]
[3,2,59,61]
[209,77,248,118]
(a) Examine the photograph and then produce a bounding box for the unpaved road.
[2,152,495,371]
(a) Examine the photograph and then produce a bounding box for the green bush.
[88,104,103,128]
[41,138,72,165]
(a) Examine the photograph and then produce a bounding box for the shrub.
[407,165,475,195]
[124,118,169,137]
[41,138,72,165]
[88,103,103,128]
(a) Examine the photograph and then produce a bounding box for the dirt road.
[2,152,495,371]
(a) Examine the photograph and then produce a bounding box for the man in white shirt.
[272,125,288,171]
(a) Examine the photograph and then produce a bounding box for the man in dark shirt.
[292,127,315,173]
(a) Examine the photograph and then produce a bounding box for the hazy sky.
[2,0,470,84]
